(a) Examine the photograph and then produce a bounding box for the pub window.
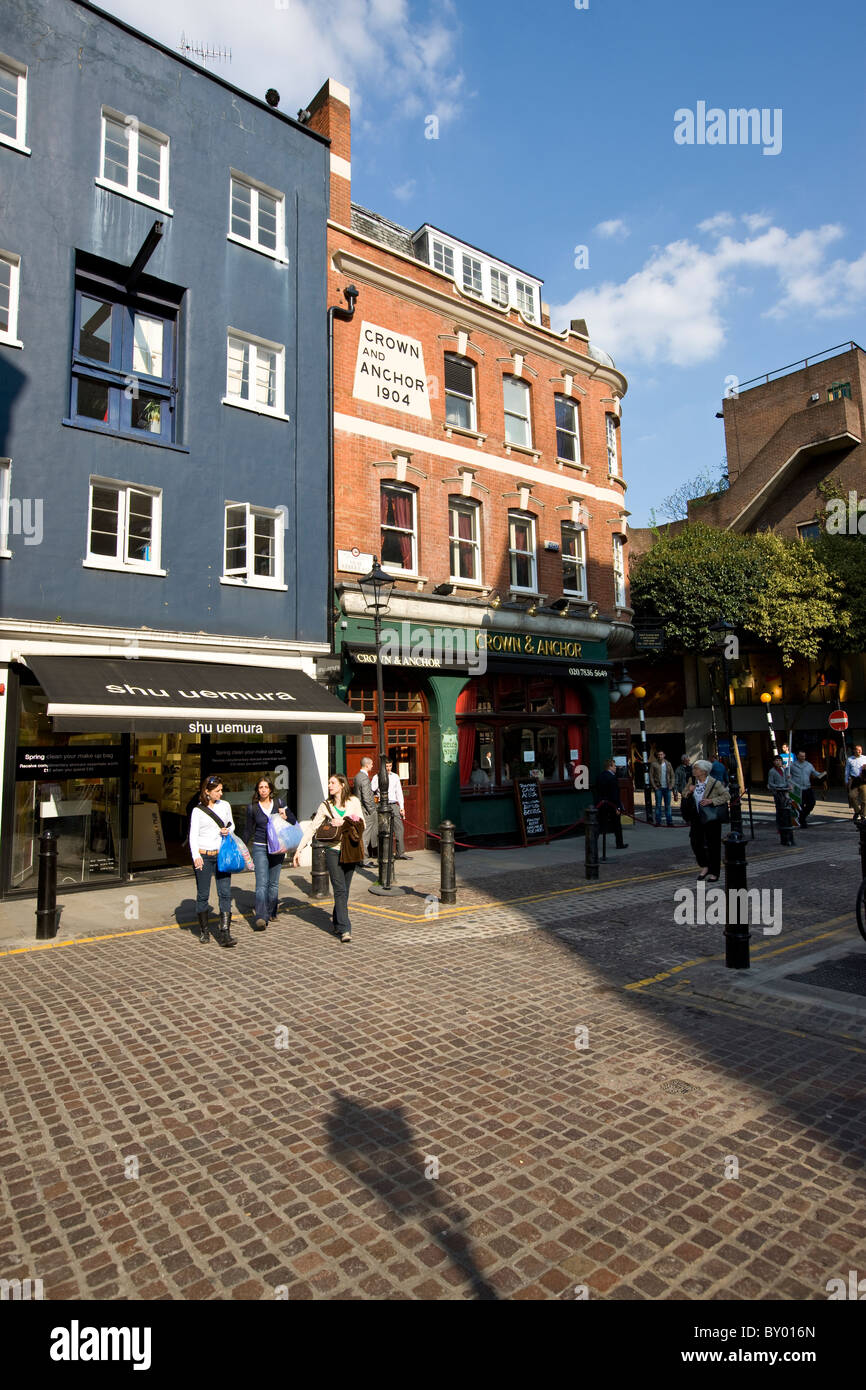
[85,477,163,574]
[449,498,481,583]
[561,522,587,598]
[508,510,537,592]
[457,677,585,791]
[444,353,476,431]
[555,396,581,464]
[503,376,532,448]
[223,501,286,589]
[381,482,417,574]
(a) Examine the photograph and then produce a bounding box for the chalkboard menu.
[514,777,549,846]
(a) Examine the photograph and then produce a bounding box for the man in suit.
[596,758,628,849]
[353,757,378,864]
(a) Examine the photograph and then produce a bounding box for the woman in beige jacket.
[681,759,730,881]
[293,774,364,943]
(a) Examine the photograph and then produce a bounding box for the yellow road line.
[624,916,852,991]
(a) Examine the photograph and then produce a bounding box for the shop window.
[457,677,585,791]
[69,262,180,443]
[562,522,587,598]
[449,498,481,582]
[99,107,170,211]
[504,376,532,448]
[444,354,476,431]
[86,477,163,574]
[0,52,28,153]
[381,482,417,573]
[555,396,581,465]
[464,724,496,792]
[229,172,286,260]
[223,502,286,588]
[508,510,537,591]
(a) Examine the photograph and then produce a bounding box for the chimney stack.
[306,78,351,227]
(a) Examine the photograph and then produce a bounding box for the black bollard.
[723,831,750,969]
[859,820,866,881]
[310,838,330,899]
[585,806,600,881]
[439,821,457,905]
[36,829,58,940]
[779,799,795,847]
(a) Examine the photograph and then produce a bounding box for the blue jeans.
[325,846,356,934]
[252,843,284,920]
[654,787,673,824]
[194,855,232,914]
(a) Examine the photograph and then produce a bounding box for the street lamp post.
[632,686,653,825]
[359,559,397,893]
[760,691,779,759]
[710,618,749,968]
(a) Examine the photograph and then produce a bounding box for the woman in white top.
[189,775,237,948]
[681,759,730,882]
[293,773,365,943]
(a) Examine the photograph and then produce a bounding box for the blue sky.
[101,0,866,524]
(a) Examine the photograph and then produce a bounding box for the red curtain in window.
[382,488,414,569]
[456,683,477,785]
[565,688,583,767]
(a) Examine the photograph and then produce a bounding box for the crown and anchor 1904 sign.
[353,323,432,419]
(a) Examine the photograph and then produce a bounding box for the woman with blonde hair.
[681,759,730,882]
[293,773,365,943]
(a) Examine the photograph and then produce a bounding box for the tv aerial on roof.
[178,32,232,67]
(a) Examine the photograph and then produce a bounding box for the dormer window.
[432,240,454,276]
[462,254,482,296]
[516,280,535,321]
[490,268,509,307]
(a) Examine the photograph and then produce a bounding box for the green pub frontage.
[335,611,615,851]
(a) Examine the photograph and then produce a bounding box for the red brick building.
[308,80,632,843]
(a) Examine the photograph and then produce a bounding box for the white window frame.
[489,267,509,307]
[503,375,532,448]
[516,280,536,321]
[606,413,619,476]
[84,477,164,575]
[444,353,477,432]
[0,251,22,348]
[555,396,581,465]
[221,501,287,590]
[0,53,29,155]
[0,459,11,557]
[508,511,537,594]
[462,254,482,296]
[223,329,289,421]
[432,239,454,277]
[381,482,418,576]
[96,107,172,215]
[613,535,627,608]
[449,498,482,585]
[228,171,288,264]
[561,523,587,599]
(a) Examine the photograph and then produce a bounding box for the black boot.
[216,910,237,948]
[197,910,211,944]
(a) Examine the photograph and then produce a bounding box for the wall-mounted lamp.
[588,602,599,619]
[525,601,538,617]
[488,592,501,610]
[549,598,570,615]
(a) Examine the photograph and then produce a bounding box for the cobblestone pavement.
[1,821,865,1301]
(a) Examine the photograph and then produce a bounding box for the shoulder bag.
[698,779,729,825]
[315,801,343,845]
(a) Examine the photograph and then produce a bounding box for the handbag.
[314,801,342,844]
[340,817,365,865]
[699,801,729,825]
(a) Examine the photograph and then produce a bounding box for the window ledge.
[94,176,173,216]
[504,442,541,461]
[83,558,166,577]
[557,457,589,472]
[609,474,627,488]
[221,397,290,423]
[0,134,30,156]
[220,576,288,592]
[226,232,289,265]
[0,334,23,350]
[0,548,11,559]
[449,579,487,591]
[443,424,486,444]
[509,589,547,601]
[62,419,190,453]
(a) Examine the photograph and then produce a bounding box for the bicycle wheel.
[857,879,866,943]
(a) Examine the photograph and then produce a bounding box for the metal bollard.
[779,799,795,847]
[310,838,330,899]
[439,821,457,905]
[584,806,600,881]
[859,820,866,881]
[36,829,58,940]
[723,831,750,969]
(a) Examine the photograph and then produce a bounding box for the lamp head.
[633,686,647,701]
[359,558,395,614]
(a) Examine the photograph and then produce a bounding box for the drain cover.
[660,1080,699,1095]
[786,954,866,997]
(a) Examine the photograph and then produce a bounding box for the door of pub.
[344,719,429,853]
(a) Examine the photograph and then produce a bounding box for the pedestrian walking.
[681,760,730,882]
[674,755,692,796]
[596,758,628,849]
[293,774,365,944]
[844,744,866,822]
[779,742,794,772]
[244,777,298,930]
[789,751,819,828]
[768,756,794,832]
[649,748,677,826]
[371,759,410,859]
[189,775,237,947]
[352,756,378,864]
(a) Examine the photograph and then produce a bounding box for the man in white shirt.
[789,750,819,828]
[845,744,866,822]
[371,760,410,859]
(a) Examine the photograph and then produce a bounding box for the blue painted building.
[0,0,359,894]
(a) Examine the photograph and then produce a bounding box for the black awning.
[27,656,364,735]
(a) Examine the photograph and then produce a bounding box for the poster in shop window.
[514,777,549,846]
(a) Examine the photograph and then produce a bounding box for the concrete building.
[0,0,359,897]
[306,80,632,845]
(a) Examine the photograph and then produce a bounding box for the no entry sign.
[829,710,849,732]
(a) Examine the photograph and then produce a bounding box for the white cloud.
[741,212,772,232]
[697,212,736,234]
[552,218,865,367]
[594,218,630,241]
[99,0,466,126]
[392,178,417,202]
